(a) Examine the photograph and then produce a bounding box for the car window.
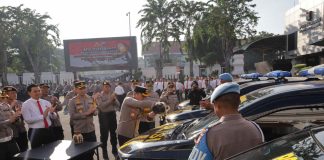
[256,107,324,141]
[257,108,324,124]
[229,130,324,160]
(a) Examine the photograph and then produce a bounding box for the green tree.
[177,0,206,77]
[7,5,60,83]
[0,6,14,85]
[193,0,258,72]
[137,0,183,78]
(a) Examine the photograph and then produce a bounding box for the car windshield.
[183,113,219,139]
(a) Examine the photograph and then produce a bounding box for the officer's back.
[188,82,263,160]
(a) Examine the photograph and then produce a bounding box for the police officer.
[188,82,264,160]
[68,81,97,159]
[160,82,179,113]
[117,86,156,146]
[39,83,64,140]
[200,73,234,110]
[2,86,28,152]
[62,81,72,97]
[93,81,119,159]
[93,80,102,95]
[138,80,160,134]
[0,100,21,160]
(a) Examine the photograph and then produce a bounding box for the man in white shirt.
[21,84,57,149]
[184,77,192,99]
[175,79,184,102]
[198,77,204,89]
[114,82,125,110]
[210,77,217,89]
[153,79,159,93]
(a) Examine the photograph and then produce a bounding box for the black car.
[118,81,324,160]
[228,125,324,160]
[166,77,319,123]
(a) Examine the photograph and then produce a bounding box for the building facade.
[141,41,221,79]
[285,0,324,66]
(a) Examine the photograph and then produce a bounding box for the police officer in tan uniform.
[40,83,64,140]
[117,86,156,146]
[160,81,179,113]
[68,81,97,159]
[188,82,264,160]
[2,86,28,152]
[138,80,160,134]
[0,99,21,160]
[160,81,179,125]
[93,81,119,159]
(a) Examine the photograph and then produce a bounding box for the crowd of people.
[0,73,263,160]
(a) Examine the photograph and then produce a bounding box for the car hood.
[166,109,212,123]
[118,122,191,155]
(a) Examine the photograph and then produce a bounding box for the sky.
[1,0,297,56]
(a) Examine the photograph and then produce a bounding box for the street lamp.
[156,38,163,78]
[126,12,132,76]
[126,12,131,36]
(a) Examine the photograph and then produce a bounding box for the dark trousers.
[176,90,183,102]
[184,89,189,100]
[28,128,55,149]
[116,94,126,111]
[52,126,64,141]
[99,111,118,157]
[81,131,97,160]
[0,139,20,160]
[139,121,155,134]
[14,131,28,152]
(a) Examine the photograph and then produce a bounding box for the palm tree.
[177,0,205,77]
[137,0,182,79]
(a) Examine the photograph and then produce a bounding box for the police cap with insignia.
[2,86,17,92]
[210,82,240,103]
[39,83,50,88]
[219,73,233,82]
[102,80,111,86]
[134,86,149,97]
[74,81,86,89]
